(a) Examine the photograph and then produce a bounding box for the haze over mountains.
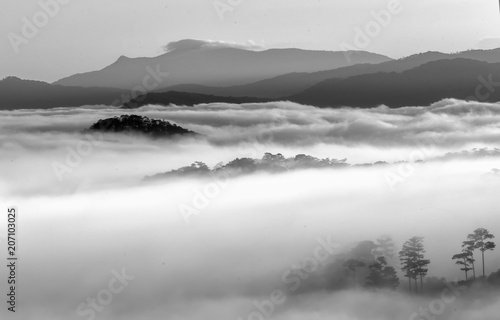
[54,39,391,89]
[0,76,127,109]
[123,91,272,109]
[291,59,500,108]
[2,41,500,109]
[157,48,500,99]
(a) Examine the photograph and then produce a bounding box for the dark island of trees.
[145,152,351,181]
[88,114,197,138]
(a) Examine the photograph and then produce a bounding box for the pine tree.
[468,228,496,281]
[399,237,430,294]
[452,251,473,280]
[365,257,385,288]
[381,265,400,290]
[365,256,399,290]
[374,235,397,262]
[461,240,476,279]
[399,243,418,294]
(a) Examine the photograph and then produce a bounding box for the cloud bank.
[163,39,263,53]
[1,99,500,320]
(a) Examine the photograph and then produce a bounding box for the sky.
[1,0,500,82]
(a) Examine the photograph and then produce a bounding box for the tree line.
[339,228,496,294]
[451,228,496,282]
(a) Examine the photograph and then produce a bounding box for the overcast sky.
[1,0,500,82]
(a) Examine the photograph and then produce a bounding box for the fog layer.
[1,99,500,319]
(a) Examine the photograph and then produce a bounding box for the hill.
[289,59,500,108]
[88,114,197,137]
[0,77,126,110]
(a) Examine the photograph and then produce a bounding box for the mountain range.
[54,45,390,89]
[291,58,500,107]
[0,77,127,109]
[153,48,500,99]
[2,42,500,110]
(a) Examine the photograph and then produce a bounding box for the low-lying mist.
[1,99,500,319]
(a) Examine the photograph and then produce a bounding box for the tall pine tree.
[467,228,496,281]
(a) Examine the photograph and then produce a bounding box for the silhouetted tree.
[399,244,417,294]
[374,235,397,262]
[350,240,378,262]
[489,268,500,286]
[381,265,400,290]
[365,257,384,288]
[365,256,399,290]
[223,157,257,172]
[365,257,385,288]
[452,251,473,280]
[89,114,196,137]
[262,152,285,163]
[461,240,477,279]
[399,237,429,294]
[468,228,496,281]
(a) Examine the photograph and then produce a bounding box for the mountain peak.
[0,76,49,87]
[114,55,131,64]
[55,42,391,89]
[1,76,23,83]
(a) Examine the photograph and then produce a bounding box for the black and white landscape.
[2,1,500,320]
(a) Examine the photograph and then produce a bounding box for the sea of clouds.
[1,99,500,319]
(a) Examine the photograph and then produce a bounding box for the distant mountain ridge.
[0,76,126,110]
[3,46,500,110]
[121,58,500,109]
[53,44,391,89]
[152,48,500,99]
[289,58,500,108]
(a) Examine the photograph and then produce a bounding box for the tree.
[488,268,500,286]
[468,228,496,281]
[399,243,417,294]
[343,259,366,282]
[262,152,285,163]
[365,257,385,288]
[350,240,378,262]
[461,240,476,279]
[399,237,430,294]
[365,256,399,290]
[452,252,473,280]
[417,257,431,292]
[381,265,400,290]
[374,235,397,262]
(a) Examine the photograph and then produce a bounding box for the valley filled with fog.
[1,99,500,320]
